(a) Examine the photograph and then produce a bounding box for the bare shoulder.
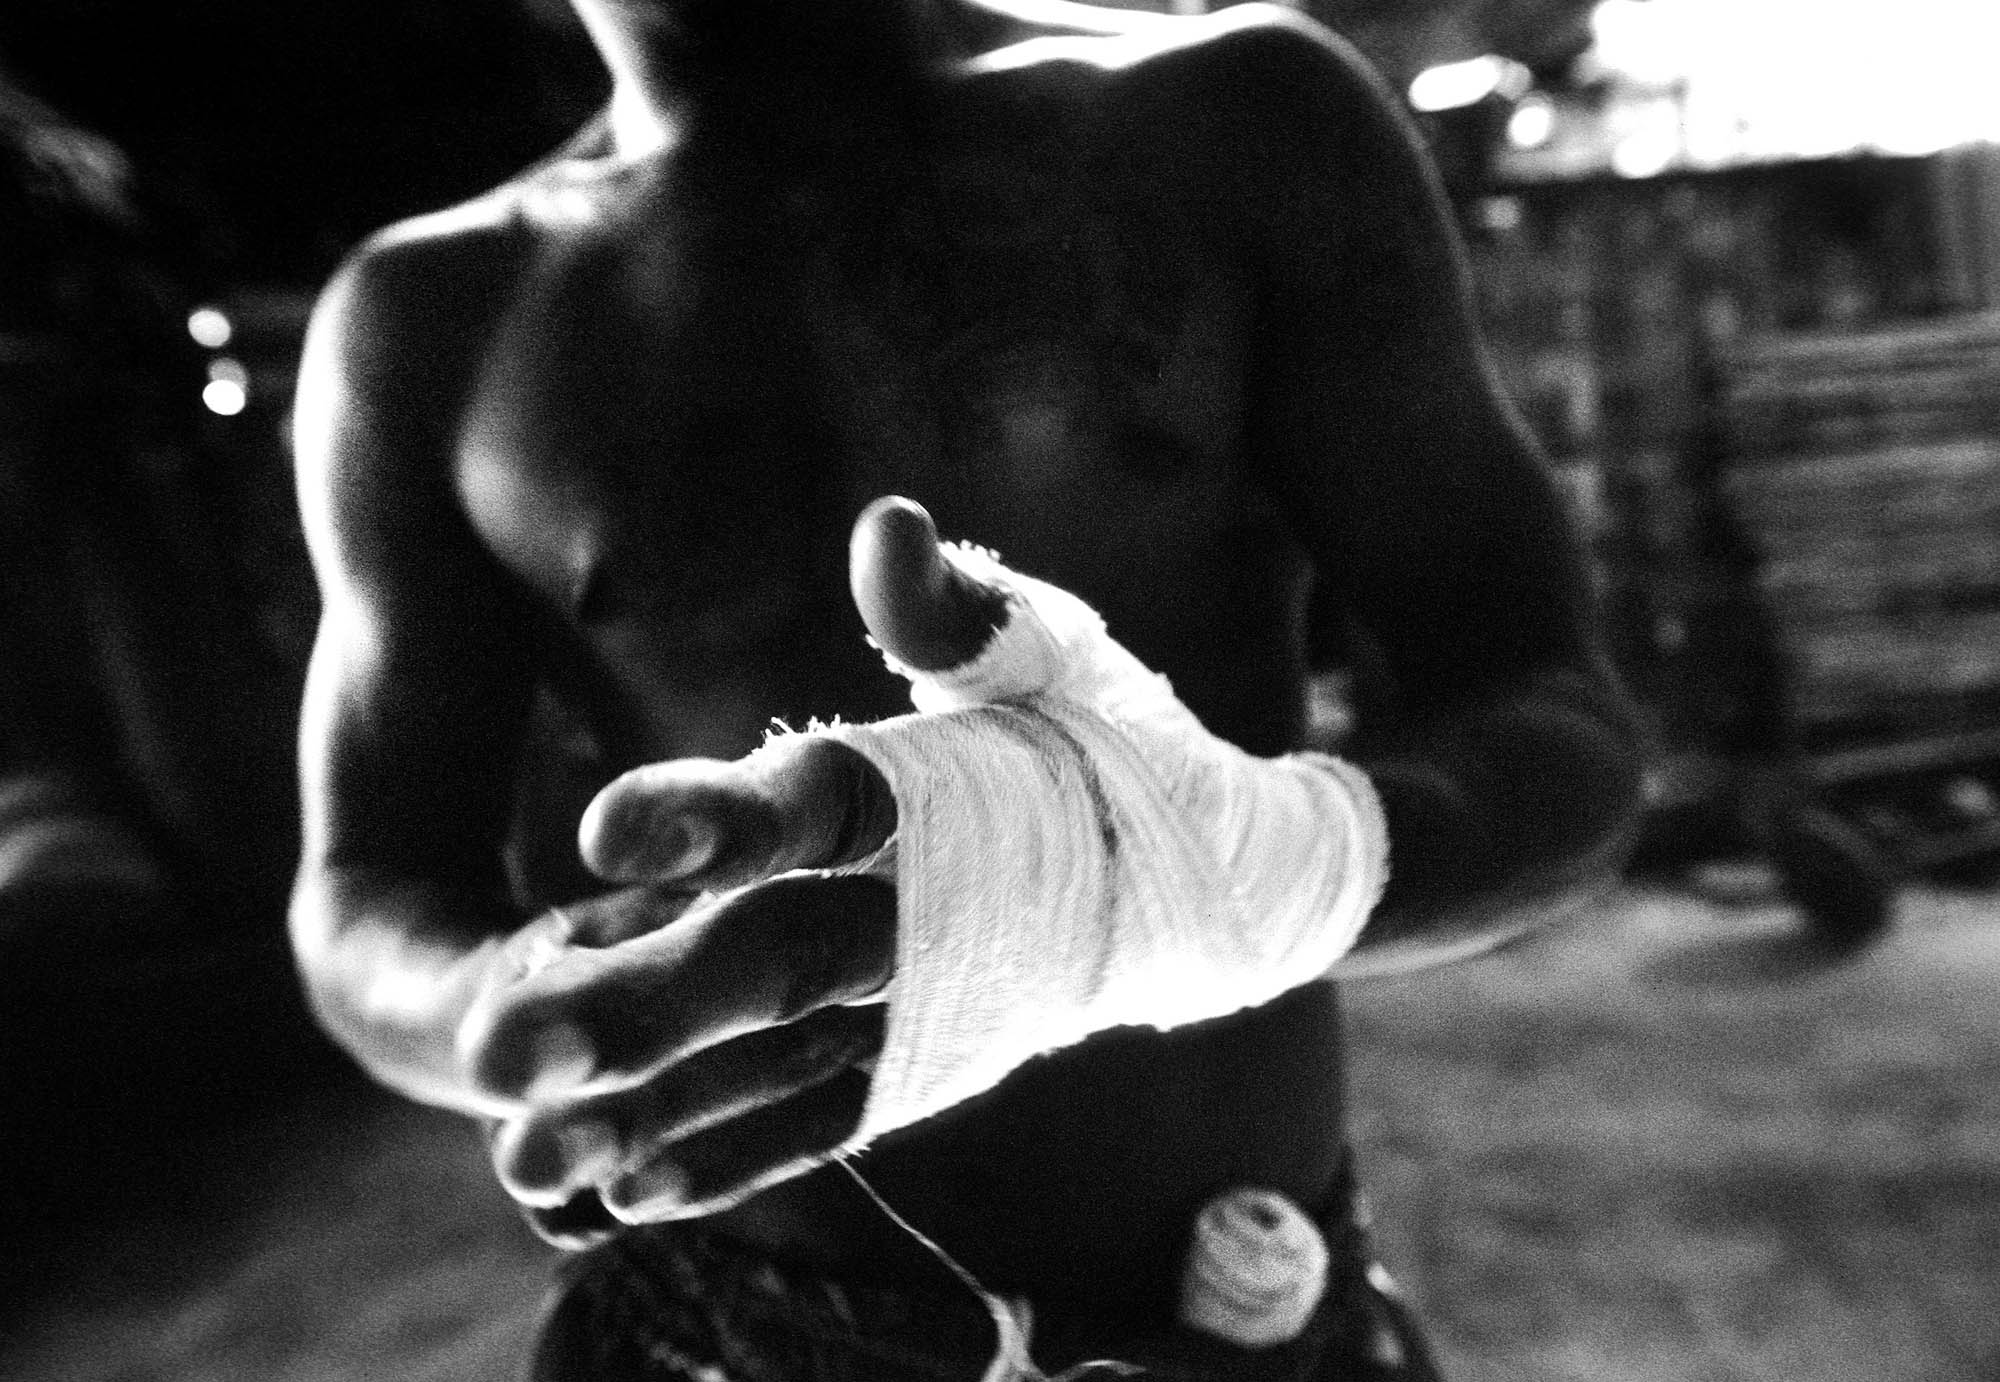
[292,134,613,565]
[1147,5,1411,150]
[304,193,536,388]
[301,115,617,404]
[967,1,1406,190]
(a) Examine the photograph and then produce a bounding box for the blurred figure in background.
[0,66,326,1218]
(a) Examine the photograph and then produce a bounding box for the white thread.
[1176,1187,1329,1347]
[837,1160,1142,1382]
[824,543,1390,1144]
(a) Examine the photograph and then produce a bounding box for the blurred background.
[1,2,1995,1379]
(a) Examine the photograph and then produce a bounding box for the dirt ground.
[1347,881,2000,1382]
[3,878,1995,1382]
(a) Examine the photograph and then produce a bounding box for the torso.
[450,24,1351,1309]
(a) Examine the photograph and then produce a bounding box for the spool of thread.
[1177,1186,1329,1348]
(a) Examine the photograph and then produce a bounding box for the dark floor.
[3,878,1996,1382]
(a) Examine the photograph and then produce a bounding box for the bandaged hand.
[823,517,1389,1144]
[463,496,1385,1237]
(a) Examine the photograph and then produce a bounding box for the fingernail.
[557,1117,621,1173]
[658,812,721,878]
[506,1123,569,1193]
[582,786,722,882]
[525,1190,621,1251]
[522,1021,597,1099]
[609,1155,689,1218]
[504,1115,619,1201]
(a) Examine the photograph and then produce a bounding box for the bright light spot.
[1408,55,1527,114]
[204,357,249,413]
[1583,0,2000,166]
[1507,96,1557,149]
[1613,128,1680,178]
[202,379,248,416]
[187,306,233,349]
[1590,0,1694,87]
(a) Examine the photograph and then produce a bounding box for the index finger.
[579,734,896,889]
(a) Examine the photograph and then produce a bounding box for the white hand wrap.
[824,544,1389,1145]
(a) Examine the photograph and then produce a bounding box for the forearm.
[1338,659,1649,972]
[289,867,524,1114]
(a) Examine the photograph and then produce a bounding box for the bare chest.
[455,114,1258,745]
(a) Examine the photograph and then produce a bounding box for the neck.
[679,0,941,59]
[579,0,976,154]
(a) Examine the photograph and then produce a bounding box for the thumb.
[849,497,1009,674]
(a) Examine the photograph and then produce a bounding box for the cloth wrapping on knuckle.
[823,544,1389,1146]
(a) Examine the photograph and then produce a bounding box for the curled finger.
[492,1004,883,1209]
[462,871,895,1103]
[518,1189,622,1252]
[603,1066,873,1224]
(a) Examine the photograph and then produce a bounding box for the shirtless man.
[290,2,1645,1377]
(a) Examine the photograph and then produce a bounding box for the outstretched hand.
[464,497,1007,1243]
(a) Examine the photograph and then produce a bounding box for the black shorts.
[527,1180,1443,1382]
